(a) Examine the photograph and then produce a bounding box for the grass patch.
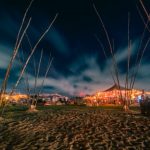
[0,104,140,120]
[5,105,28,112]
[37,105,87,111]
[0,105,29,119]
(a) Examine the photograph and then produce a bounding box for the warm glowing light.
[0,93,28,102]
[84,86,150,106]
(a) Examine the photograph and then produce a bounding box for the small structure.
[84,84,149,106]
[39,93,69,105]
[0,93,28,104]
[69,97,85,105]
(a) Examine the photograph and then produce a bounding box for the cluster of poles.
[94,0,150,110]
[0,0,58,116]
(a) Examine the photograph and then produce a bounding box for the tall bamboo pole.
[137,5,150,33]
[93,4,122,98]
[0,18,31,94]
[38,56,53,95]
[25,34,37,94]
[131,38,150,89]
[0,0,34,96]
[129,6,149,90]
[35,49,43,94]
[124,12,131,108]
[93,4,124,105]
[34,55,53,107]
[139,0,149,20]
[95,35,117,85]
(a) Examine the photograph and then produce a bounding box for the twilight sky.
[0,0,150,96]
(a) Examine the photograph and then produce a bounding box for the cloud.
[0,44,21,69]
[26,54,113,96]
[1,37,149,96]
[0,45,11,69]
[115,40,139,63]
[25,39,150,96]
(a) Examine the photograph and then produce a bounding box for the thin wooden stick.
[93,4,123,103]
[20,47,31,95]
[95,35,117,85]
[125,12,131,105]
[0,18,31,94]
[10,14,58,94]
[137,5,150,32]
[34,55,53,106]
[15,0,34,48]
[16,48,28,90]
[127,13,131,88]
[25,34,37,94]
[93,4,113,55]
[131,38,150,89]
[139,0,149,20]
[93,5,119,83]
[111,39,118,86]
[130,20,148,89]
[130,10,149,89]
[35,49,43,93]
[112,39,123,102]
[0,0,34,96]
[38,56,53,95]
[129,2,150,90]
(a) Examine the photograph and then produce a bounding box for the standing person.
[140,89,146,115]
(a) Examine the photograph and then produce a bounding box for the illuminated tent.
[104,84,128,92]
[84,84,145,106]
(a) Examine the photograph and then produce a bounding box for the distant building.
[39,93,69,105]
[0,93,28,105]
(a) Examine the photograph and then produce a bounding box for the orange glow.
[1,93,28,102]
[84,86,150,106]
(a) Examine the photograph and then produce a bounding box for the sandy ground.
[0,107,150,150]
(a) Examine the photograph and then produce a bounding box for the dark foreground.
[0,105,150,150]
